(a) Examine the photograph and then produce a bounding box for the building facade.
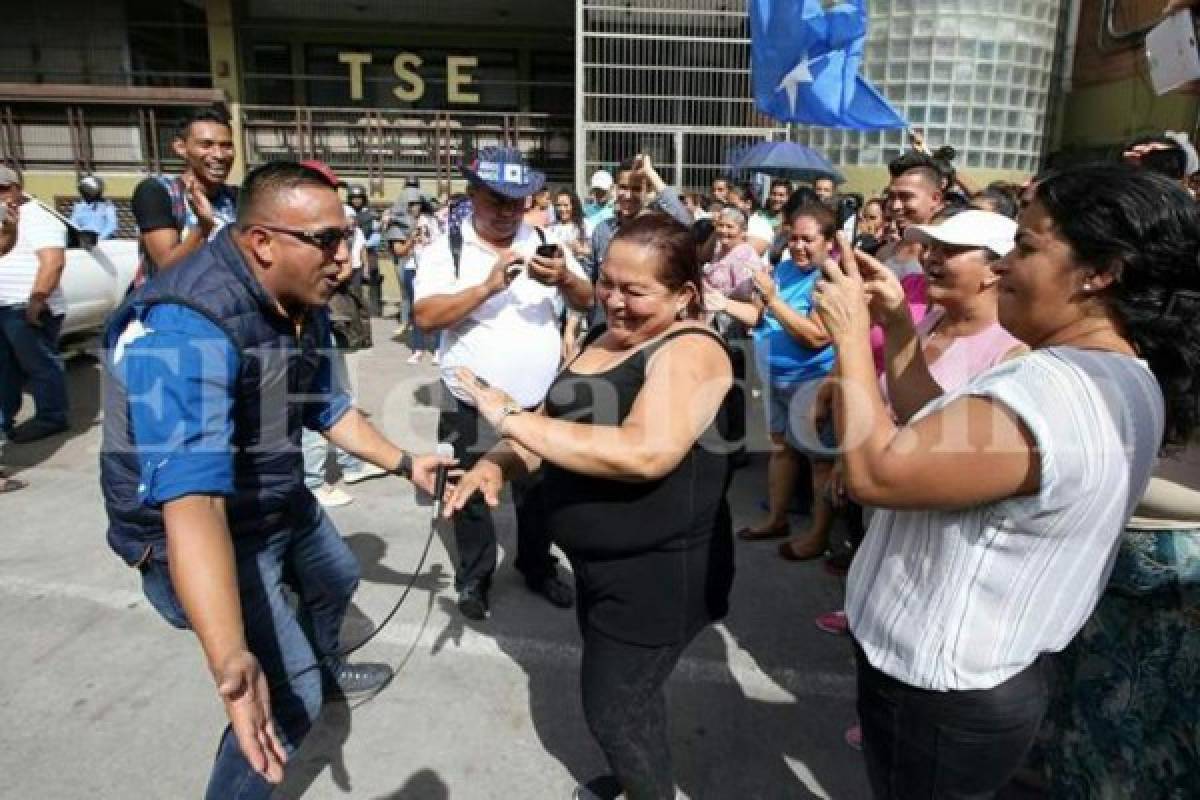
[1055,0,1200,164]
[3,0,1110,208]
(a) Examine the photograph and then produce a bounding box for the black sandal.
[0,476,28,494]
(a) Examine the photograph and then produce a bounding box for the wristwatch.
[496,402,523,434]
[391,450,413,480]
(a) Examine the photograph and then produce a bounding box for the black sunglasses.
[253,224,356,251]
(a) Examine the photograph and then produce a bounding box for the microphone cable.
[270,443,454,691]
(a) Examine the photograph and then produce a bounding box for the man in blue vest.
[101,161,451,798]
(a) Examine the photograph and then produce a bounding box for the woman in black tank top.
[446,215,735,800]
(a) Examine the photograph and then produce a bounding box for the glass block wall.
[793,0,1065,174]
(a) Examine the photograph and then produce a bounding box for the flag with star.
[750,0,906,130]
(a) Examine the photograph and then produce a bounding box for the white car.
[60,239,139,338]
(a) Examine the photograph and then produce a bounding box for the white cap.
[903,210,1017,257]
[589,169,614,191]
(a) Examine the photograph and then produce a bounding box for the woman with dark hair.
[549,188,591,260]
[716,204,838,559]
[813,162,1200,798]
[971,183,1020,220]
[853,197,886,253]
[446,213,735,800]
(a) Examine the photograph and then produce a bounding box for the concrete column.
[205,0,246,184]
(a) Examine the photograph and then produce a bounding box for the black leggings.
[580,626,693,800]
[855,645,1049,799]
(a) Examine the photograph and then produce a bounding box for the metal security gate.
[576,0,786,192]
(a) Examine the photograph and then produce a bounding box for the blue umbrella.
[729,141,845,184]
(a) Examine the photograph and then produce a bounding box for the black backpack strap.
[643,326,731,363]
[449,227,464,279]
[534,226,548,246]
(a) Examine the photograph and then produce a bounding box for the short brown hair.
[787,203,837,239]
[611,213,703,315]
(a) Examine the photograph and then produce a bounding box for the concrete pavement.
[0,320,869,800]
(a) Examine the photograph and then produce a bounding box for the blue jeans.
[139,509,360,800]
[0,306,68,430]
[301,426,362,488]
[400,269,436,353]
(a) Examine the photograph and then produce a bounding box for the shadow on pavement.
[5,354,103,472]
[372,767,450,799]
[277,532,449,799]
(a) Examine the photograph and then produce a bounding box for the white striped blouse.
[846,348,1164,691]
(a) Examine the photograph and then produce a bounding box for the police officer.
[346,183,383,315]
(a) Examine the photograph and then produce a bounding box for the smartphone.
[536,243,561,259]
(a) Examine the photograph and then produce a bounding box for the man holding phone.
[413,146,593,620]
[0,165,70,443]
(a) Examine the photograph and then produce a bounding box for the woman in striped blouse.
[812,163,1200,798]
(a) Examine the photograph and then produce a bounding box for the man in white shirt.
[0,166,69,443]
[413,146,594,620]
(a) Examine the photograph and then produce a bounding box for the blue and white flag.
[750,0,906,130]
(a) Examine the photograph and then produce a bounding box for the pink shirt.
[871,273,929,374]
[917,307,1024,391]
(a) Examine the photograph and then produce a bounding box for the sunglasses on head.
[253,224,356,251]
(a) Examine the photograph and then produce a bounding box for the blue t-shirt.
[109,304,353,509]
[752,259,836,386]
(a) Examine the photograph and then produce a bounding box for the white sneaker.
[431,352,441,365]
[342,463,386,484]
[392,324,407,338]
[312,484,354,507]
[406,352,423,365]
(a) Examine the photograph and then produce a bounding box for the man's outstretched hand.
[216,649,287,784]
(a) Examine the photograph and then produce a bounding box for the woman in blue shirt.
[710,204,838,557]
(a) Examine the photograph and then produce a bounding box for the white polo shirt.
[0,200,68,314]
[413,218,588,408]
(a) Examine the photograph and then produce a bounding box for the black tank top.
[542,325,736,645]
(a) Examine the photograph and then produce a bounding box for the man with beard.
[413,146,594,620]
[102,161,451,799]
[132,106,239,279]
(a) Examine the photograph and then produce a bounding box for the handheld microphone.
[432,442,455,518]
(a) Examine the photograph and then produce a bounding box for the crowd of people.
[2,101,1199,800]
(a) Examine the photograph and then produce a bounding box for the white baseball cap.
[903,210,1017,257]
[589,169,614,191]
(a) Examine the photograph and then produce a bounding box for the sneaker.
[431,352,441,365]
[844,723,863,751]
[10,418,68,443]
[814,610,849,636]
[392,324,407,338]
[342,463,387,484]
[406,352,423,365]
[329,661,394,698]
[312,484,354,507]
[573,775,623,800]
[526,572,574,609]
[457,583,490,621]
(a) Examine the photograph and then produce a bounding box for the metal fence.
[241,106,574,195]
[0,88,225,175]
[577,0,785,191]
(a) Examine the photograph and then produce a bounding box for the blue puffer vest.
[101,227,328,567]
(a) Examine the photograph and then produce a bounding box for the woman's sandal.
[778,536,828,561]
[736,523,789,541]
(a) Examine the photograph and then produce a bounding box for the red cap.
[299,159,341,188]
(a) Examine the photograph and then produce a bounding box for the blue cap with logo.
[460,146,545,199]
